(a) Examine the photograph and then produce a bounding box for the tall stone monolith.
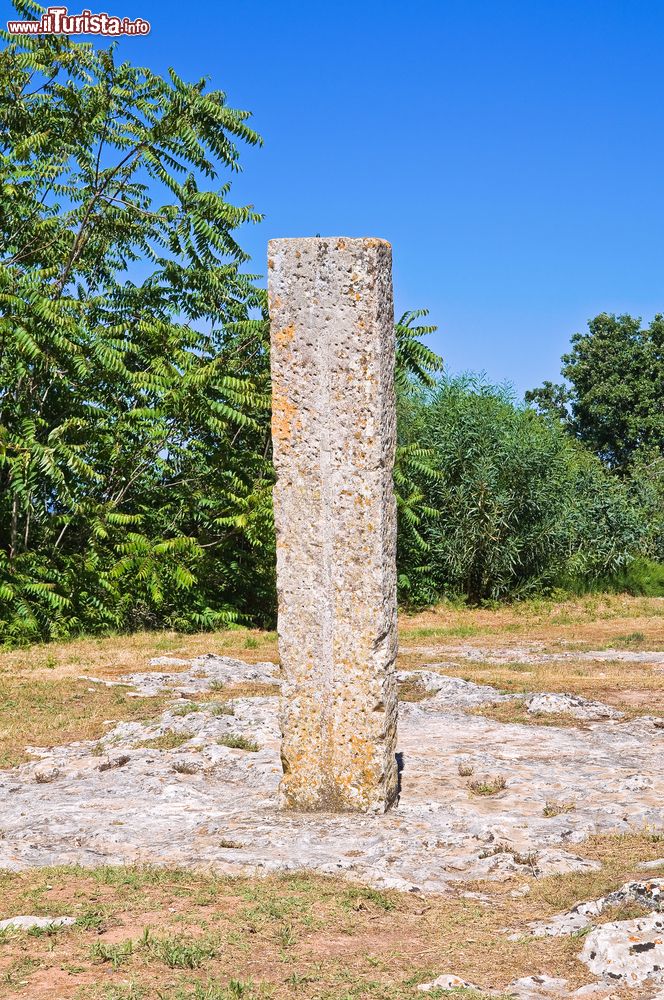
[268,237,399,813]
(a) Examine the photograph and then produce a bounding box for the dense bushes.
[396,378,648,604]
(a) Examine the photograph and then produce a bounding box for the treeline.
[1,23,662,646]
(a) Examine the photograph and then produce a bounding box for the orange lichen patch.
[267,257,275,269]
[271,386,301,445]
[274,323,296,348]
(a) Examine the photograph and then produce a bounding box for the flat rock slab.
[580,913,664,985]
[522,879,664,938]
[525,693,624,721]
[0,657,662,892]
[417,973,617,998]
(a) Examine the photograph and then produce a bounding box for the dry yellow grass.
[2,593,662,686]
[1,594,663,767]
[399,595,664,716]
[399,592,664,648]
[0,628,280,684]
[0,596,662,996]
[407,653,664,718]
[0,676,166,768]
[0,631,278,768]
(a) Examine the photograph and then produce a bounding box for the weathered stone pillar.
[268,237,398,814]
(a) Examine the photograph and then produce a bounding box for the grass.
[172,760,200,774]
[470,701,589,729]
[146,930,218,969]
[217,734,260,752]
[0,833,662,997]
[0,676,166,768]
[134,731,192,751]
[399,595,664,719]
[613,630,647,646]
[466,775,507,796]
[209,702,235,716]
[543,800,576,818]
[396,676,429,702]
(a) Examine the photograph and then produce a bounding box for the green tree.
[526,312,664,473]
[0,6,271,643]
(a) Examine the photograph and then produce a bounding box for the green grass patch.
[217,735,259,752]
[135,731,191,751]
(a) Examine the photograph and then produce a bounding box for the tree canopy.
[0,14,274,642]
[397,377,645,604]
[526,312,664,473]
[0,14,443,644]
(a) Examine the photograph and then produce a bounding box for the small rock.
[506,975,569,997]
[603,878,663,911]
[408,671,517,708]
[535,850,602,876]
[417,974,615,999]
[0,915,75,931]
[527,879,664,938]
[504,977,615,999]
[148,657,191,667]
[570,987,615,998]
[417,973,480,992]
[510,884,532,898]
[525,693,623,721]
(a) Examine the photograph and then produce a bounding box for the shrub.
[397,376,647,604]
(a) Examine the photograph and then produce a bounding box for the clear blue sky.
[8,0,664,396]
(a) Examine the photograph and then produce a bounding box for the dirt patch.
[0,839,661,999]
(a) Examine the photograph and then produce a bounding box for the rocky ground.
[1,642,663,997]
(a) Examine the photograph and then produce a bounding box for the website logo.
[7,5,151,35]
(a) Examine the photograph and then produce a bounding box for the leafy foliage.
[527,312,664,565]
[0,15,445,644]
[0,12,272,643]
[398,377,645,604]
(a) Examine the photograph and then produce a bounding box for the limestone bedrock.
[268,237,398,814]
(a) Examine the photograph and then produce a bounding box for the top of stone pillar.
[268,237,391,244]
